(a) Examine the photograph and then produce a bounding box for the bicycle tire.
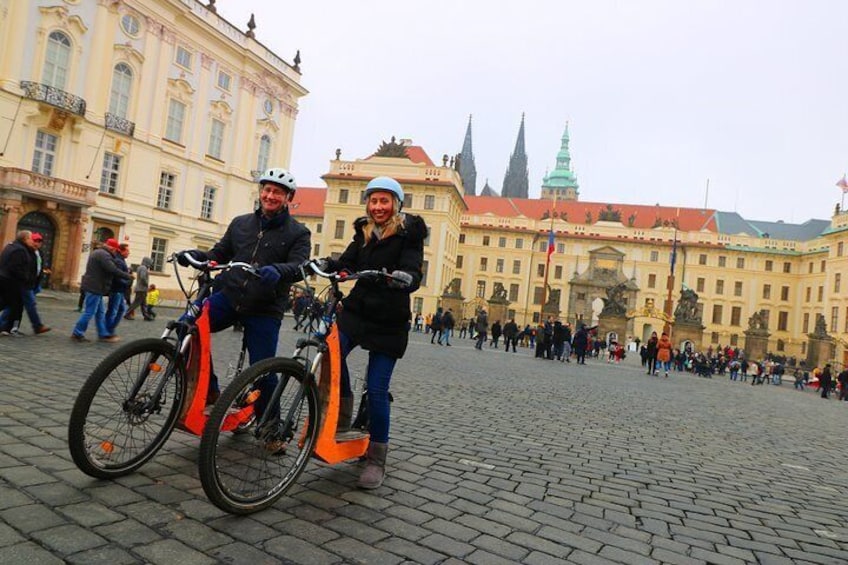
[68,338,186,479]
[198,357,319,514]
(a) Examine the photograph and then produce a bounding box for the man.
[0,230,38,336]
[0,231,51,335]
[177,167,311,405]
[502,318,518,353]
[105,243,131,336]
[474,308,488,350]
[439,308,455,346]
[430,307,443,345]
[124,256,153,320]
[72,238,133,342]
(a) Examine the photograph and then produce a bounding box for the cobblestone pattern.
[0,292,847,564]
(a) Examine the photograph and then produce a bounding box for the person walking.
[0,230,38,336]
[562,322,572,362]
[657,331,673,377]
[440,308,455,346]
[124,256,153,320]
[820,364,833,399]
[572,324,588,364]
[314,176,426,489]
[0,231,51,335]
[474,308,488,350]
[430,307,443,345]
[837,366,848,401]
[502,318,518,352]
[105,243,131,336]
[71,238,133,342]
[645,331,659,375]
[490,320,502,348]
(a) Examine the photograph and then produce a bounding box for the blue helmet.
[364,176,404,210]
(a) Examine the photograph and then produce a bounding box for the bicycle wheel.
[68,338,186,479]
[199,357,319,514]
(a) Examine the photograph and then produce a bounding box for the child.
[145,284,160,320]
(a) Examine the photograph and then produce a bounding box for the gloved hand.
[176,249,207,267]
[302,258,330,276]
[387,270,413,289]
[258,265,282,286]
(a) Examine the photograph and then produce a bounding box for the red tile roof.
[465,196,717,232]
[290,187,326,218]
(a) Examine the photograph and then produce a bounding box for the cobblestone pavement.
[1,292,848,564]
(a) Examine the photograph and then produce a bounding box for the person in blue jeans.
[176,168,310,432]
[105,243,131,336]
[315,176,427,490]
[72,238,133,342]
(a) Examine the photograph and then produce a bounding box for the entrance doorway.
[17,211,56,286]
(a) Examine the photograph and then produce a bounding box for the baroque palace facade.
[294,137,848,368]
[0,0,304,289]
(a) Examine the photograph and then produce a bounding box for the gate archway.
[17,211,56,285]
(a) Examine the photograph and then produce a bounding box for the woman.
[645,331,659,375]
[656,332,673,377]
[321,176,427,489]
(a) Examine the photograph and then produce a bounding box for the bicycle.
[197,260,404,514]
[67,253,258,479]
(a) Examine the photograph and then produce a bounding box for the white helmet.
[259,167,296,196]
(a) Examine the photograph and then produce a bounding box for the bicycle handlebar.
[170,253,260,278]
[300,260,402,284]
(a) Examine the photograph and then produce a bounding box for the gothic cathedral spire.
[458,115,477,195]
[501,113,529,199]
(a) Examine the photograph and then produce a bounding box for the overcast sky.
[215,0,848,223]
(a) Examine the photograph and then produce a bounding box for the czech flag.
[546,229,555,260]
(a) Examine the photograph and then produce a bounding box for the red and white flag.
[837,175,848,193]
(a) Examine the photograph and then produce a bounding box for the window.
[176,46,192,70]
[557,243,565,254]
[476,280,486,298]
[765,260,773,272]
[256,135,271,172]
[554,265,563,279]
[338,189,349,204]
[424,195,435,210]
[157,172,175,209]
[537,263,545,277]
[421,260,428,287]
[821,260,826,272]
[539,240,548,252]
[763,284,771,300]
[650,250,659,262]
[835,273,842,294]
[533,286,544,305]
[423,227,431,247]
[413,297,423,314]
[808,262,814,274]
[845,307,848,333]
[780,286,789,301]
[778,311,789,332]
[712,304,723,324]
[731,306,741,326]
[150,237,168,272]
[207,119,225,159]
[313,243,320,257]
[512,260,521,274]
[710,331,719,344]
[217,70,232,91]
[480,257,488,271]
[736,257,745,269]
[456,255,463,269]
[838,242,844,257]
[496,259,504,273]
[121,14,141,36]
[316,223,322,234]
[647,274,656,288]
[805,287,811,302]
[696,277,705,293]
[201,185,216,220]
[334,219,345,239]
[165,99,186,143]
[109,63,133,118]
[32,131,58,176]
[715,279,724,295]
[734,281,742,297]
[99,152,121,194]
[730,334,738,346]
[402,194,412,209]
[515,238,523,249]
[577,292,586,301]
[42,31,71,89]
[718,256,726,267]
[509,284,519,302]
[803,312,810,333]
[482,236,490,246]
[776,339,785,352]
[459,234,466,244]
[831,307,839,334]
[698,254,707,265]
[818,286,824,302]
[783,262,791,273]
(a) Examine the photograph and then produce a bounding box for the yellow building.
[300,141,848,368]
[0,0,305,295]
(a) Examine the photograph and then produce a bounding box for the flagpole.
[663,225,678,337]
[539,194,557,321]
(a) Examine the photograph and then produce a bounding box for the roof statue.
[443,277,463,298]
[541,124,580,201]
[373,136,408,158]
[458,115,477,195]
[501,114,529,199]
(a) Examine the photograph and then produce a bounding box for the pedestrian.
[657,331,673,377]
[542,316,554,359]
[145,284,160,319]
[0,230,39,336]
[474,308,488,350]
[105,243,131,336]
[502,318,518,352]
[124,256,153,320]
[645,331,659,375]
[313,176,427,489]
[71,238,133,342]
[820,364,833,399]
[562,323,572,362]
[0,231,51,335]
[440,308,455,346]
[838,366,848,401]
[490,320,502,348]
[572,324,588,364]
[430,307,443,345]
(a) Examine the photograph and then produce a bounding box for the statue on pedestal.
[600,282,627,316]
[673,287,702,324]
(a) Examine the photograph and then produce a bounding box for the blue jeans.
[0,288,43,330]
[339,331,397,443]
[73,292,109,338]
[203,292,281,418]
[439,328,452,345]
[105,291,127,335]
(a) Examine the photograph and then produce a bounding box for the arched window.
[42,31,71,89]
[109,63,133,118]
[256,135,271,172]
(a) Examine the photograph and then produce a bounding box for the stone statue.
[747,309,767,331]
[442,277,462,297]
[489,282,509,303]
[813,313,828,337]
[673,287,701,323]
[373,136,408,158]
[544,286,560,309]
[600,282,628,316]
